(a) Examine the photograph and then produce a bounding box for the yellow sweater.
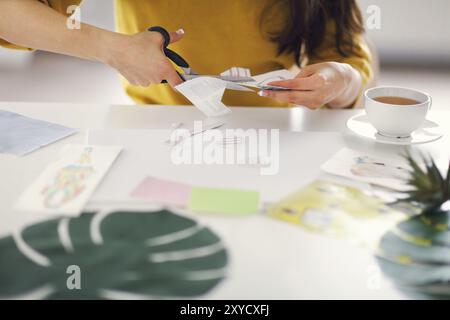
[1,0,373,107]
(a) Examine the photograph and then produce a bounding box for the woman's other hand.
[259,62,362,109]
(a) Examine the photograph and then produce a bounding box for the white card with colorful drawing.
[321,148,412,191]
[15,144,122,216]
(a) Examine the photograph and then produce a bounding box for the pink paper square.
[130,177,192,207]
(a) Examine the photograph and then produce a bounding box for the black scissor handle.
[148,26,170,48]
[164,48,189,69]
[148,26,189,83]
[148,26,189,68]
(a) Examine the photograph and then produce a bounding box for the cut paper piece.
[189,187,260,216]
[15,144,122,216]
[321,148,412,191]
[220,67,254,91]
[220,67,252,78]
[0,110,77,156]
[0,210,228,299]
[131,177,192,208]
[267,180,404,248]
[166,119,226,146]
[240,69,296,90]
[176,77,232,117]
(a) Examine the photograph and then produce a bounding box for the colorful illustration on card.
[350,155,410,180]
[41,147,95,209]
[321,148,412,191]
[15,144,122,216]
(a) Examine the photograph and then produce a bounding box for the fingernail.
[176,28,185,35]
[258,91,268,97]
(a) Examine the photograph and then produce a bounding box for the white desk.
[1,101,449,300]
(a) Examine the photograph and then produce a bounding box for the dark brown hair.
[261,0,365,65]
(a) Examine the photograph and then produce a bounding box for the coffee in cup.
[364,86,432,138]
[372,96,420,106]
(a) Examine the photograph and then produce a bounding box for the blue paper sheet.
[0,110,77,156]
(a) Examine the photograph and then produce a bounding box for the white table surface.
[1,101,449,300]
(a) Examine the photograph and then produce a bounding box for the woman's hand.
[259,62,362,109]
[0,0,184,87]
[105,29,185,87]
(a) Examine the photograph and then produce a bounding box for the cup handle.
[429,95,433,110]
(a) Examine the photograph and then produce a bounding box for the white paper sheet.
[15,144,122,216]
[240,69,296,90]
[175,77,232,117]
[321,148,412,191]
[0,110,77,156]
[175,69,297,117]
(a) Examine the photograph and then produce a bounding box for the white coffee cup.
[364,86,432,138]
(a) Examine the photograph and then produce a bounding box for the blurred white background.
[0,0,449,108]
[360,0,450,66]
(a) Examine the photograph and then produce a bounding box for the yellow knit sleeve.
[0,0,82,51]
[307,22,373,89]
[0,39,33,51]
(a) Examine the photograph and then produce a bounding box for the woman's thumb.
[297,65,316,78]
[169,29,185,44]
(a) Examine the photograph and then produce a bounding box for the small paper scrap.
[131,176,192,208]
[15,144,122,216]
[188,187,260,215]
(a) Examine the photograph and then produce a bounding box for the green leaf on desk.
[0,210,228,299]
[188,187,260,215]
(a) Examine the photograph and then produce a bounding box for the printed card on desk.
[15,144,122,216]
[267,180,405,247]
[321,148,412,191]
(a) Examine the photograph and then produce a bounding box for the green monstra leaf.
[0,210,228,299]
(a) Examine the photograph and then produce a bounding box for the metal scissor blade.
[183,74,255,83]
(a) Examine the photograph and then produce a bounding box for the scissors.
[148,26,254,83]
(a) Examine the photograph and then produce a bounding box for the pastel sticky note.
[188,187,260,215]
[131,177,192,208]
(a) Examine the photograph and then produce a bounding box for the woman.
[0,0,372,109]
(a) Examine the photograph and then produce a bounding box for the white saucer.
[346,113,444,145]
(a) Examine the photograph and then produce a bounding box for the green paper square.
[188,187,260,215]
